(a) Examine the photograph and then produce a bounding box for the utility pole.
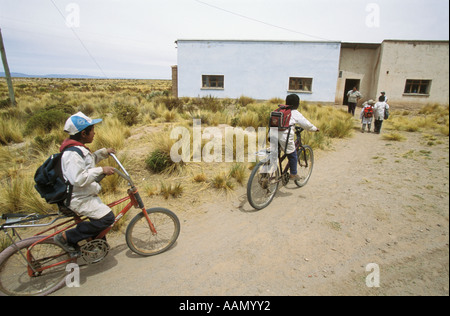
[0,27,16,106]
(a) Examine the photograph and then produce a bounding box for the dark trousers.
[374,119,384,134]
[288,150,298,175]
[348,102,357,116]
[66,211,115,245]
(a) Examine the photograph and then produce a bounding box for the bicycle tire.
[125,208,180,257]
[294,145,314,187]
[0,236,75,296]
[247,160,280,210]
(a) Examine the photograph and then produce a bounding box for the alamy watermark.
[366,263,380,288]
[65,263,80,288]
[365,3,381,28]
[169,119,280,168]
[65,3,81,28]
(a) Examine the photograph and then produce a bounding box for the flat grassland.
[1,78,448,295]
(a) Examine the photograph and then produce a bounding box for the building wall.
[175,39,449,108]
[374,40,449,107]
[335,43,381,105]
[176,40,341,102]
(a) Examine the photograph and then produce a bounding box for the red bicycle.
[0,153,180,296]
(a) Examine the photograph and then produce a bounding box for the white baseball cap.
[64,112,102,135]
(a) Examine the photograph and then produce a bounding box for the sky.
[0,0,449,79]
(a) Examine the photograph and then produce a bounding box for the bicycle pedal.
[70,251,81,258]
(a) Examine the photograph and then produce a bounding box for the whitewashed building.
[173,39,449,108]
[174,40,341,102]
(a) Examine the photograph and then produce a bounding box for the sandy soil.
[55,127,449,296]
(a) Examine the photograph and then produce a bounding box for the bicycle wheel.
[125,208,180,257]
[0,236,75,296]
[247,160,280,210]
[294,145,314,188]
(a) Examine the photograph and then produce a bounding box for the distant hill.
[0,72,102,79]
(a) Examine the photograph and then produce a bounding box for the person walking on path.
[360,99,375,133]
[373,96,390,134]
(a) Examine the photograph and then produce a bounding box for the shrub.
[145,149,172,173]
[160,182,184,199]
[238,95,255,107]
[0,117,23,145]
[382,132,406,141]
[159,97,184,111]
[113,102,139,126]
[319,110,354,139]
[211,173,234,191]
[199,95,224,112]
[0,98,12,109]
[24,108,70,135]
[229,163,247,184]
[193,173,207,182]
[0,176,50,214]
[92,117,131,151]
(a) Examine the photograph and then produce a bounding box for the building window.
[202,75,224,89]
[404,79,431,95]
[289,77,313,93]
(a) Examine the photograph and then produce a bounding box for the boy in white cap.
[54,112,116,253]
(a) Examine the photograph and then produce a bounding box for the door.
[343,79,360,105]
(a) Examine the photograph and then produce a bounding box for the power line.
[49,0,108,79]
[193,0,335,42]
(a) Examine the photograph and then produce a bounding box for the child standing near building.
[360,99,375,133]
[374,96,390,134]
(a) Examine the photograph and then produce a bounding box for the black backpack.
[34,147,84,207]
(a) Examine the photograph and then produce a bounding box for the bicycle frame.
[1,154,157,277]
[275,125,307,183]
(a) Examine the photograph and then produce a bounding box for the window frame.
[288,77,313,93]
[403,79,432,96]
[202,75,225,90]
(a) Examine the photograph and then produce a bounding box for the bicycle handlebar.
[95,153,135,186]
[113,168,134,186]
[109,153,135,187]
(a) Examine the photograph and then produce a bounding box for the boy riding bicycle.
[54,112,116,253]
[278,94,319,181]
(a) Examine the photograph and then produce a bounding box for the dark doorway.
[343,79,360,105]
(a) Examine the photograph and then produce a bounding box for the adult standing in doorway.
[347,87,362,116]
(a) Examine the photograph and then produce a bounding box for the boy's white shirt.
[61,147,111,219]
[288,110,318,132]
[278,109,318,154]
[373,101,389,120]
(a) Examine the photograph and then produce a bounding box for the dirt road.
[56,130,449,296]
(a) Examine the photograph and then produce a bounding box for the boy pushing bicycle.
[278,94,319,181]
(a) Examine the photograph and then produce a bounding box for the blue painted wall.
[177,40,341,102]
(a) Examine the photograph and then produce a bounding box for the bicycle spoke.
[0,237,73,296]
[295,146,314,187]
[126,209,180,256]
[247,161,279,209]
